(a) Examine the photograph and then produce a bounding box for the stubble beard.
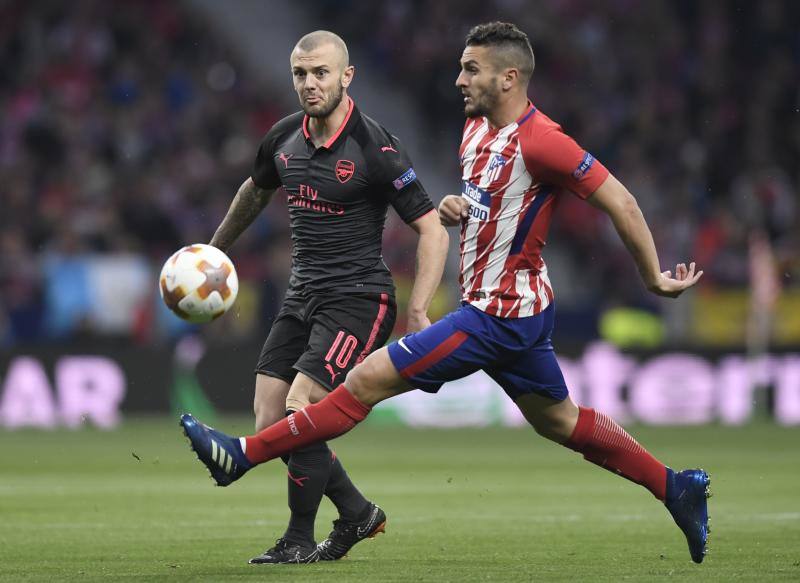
[464,80,500,119]
[303,83,344,118]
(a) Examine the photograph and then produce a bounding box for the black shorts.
[255,292,397,391]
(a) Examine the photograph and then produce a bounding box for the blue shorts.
[387,303,568,402]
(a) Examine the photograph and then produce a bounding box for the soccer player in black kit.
[205,30,448,564]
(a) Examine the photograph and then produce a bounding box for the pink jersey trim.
[355,292,390,364]
[302,96,354,148]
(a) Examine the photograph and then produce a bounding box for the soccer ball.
[159,244,239,323]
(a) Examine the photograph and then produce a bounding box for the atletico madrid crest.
[485,154,507,183]
[335,159,355,183]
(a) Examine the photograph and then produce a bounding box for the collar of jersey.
[485,100,537,134]
[302,96,358,150]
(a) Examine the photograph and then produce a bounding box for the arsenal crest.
[335,159,355,183]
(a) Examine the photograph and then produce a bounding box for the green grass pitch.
[1,419,799,581]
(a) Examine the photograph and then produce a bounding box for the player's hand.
[439,195,469,226]
[406,311,432,333]
[647,262,704,298]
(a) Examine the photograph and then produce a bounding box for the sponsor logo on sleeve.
[572,152,595,179]
[392,167,417,190]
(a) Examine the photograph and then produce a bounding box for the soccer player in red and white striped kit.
[181,21,711,563]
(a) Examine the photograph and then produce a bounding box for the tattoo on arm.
[209,178,275,252]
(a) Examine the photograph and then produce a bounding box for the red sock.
[565,407,667,501]
[243,385,370,464]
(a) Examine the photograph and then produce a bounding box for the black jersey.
[251,97,434,296]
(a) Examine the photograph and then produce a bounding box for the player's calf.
[182,351,406,472]
[242,385,372,466]
[561,406,711,562]
[564,406,667,500]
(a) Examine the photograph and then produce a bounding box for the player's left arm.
[587,174,702,298]
[524,126,702,299]
[405,209,449,331]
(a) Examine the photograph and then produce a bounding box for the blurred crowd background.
[1,0,798,349]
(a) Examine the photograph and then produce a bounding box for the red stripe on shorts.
[400,331,469,379]
[355,293,390,364]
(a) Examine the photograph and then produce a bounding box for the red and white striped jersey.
[458,102,609,318]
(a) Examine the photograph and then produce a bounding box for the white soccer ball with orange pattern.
[159,244,238,323]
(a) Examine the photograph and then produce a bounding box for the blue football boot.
[665,468,711,563]
[179,413,252,486]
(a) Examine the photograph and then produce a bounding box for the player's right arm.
[587,174,702,298]
[209,178,276,252]
[210,115,299,252]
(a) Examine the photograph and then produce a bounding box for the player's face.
[291,44,352,118]
[456,45,502,118]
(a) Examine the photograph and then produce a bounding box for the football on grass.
[159,244,238,323]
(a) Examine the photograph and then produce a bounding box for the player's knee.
[253,396,284,431]
[528,411,576,443]
[529,417,563,441]
[253,407,273,432]
[344,366,376,406]
[345,349,405,407]
[344,360,384,406]
[253,396,264,429]
[517,393,579,443]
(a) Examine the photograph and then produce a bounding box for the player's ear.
[341,65,355,88]
[501,68,518,92]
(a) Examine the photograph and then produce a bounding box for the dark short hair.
[465,22,535,81]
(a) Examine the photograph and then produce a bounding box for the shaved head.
[294,30,349,69]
